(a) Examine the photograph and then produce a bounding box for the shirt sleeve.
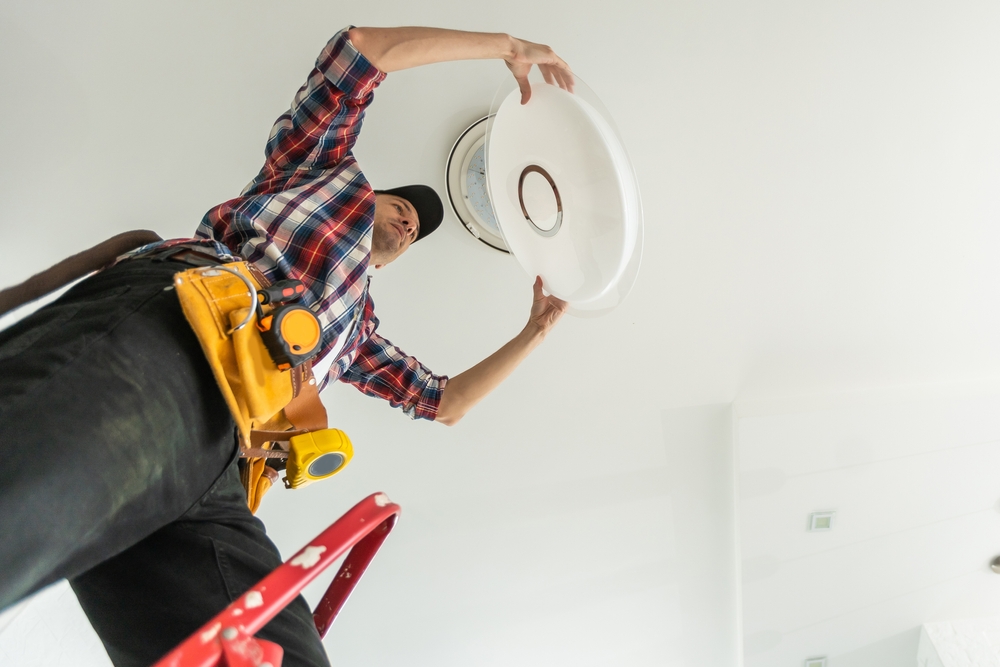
[262,27,385,173]
[339,331,448,421]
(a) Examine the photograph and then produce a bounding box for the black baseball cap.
[373,185,444,242]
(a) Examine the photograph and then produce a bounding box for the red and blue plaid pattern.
[135,29,445,420]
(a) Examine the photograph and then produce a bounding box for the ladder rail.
[152,492,401,667]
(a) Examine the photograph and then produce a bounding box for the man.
[0,25,572,667]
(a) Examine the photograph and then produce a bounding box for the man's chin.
[371,237,401,261]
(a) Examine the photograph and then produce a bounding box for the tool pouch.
[172,262,351,512]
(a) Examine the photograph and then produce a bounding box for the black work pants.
[0,258,329,667]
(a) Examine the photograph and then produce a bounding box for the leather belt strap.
[249,430,307,448]
[242,447,290,459]
[0,229,162,317]
[244,345,329,456]
[285,363,329,431]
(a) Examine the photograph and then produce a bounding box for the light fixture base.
[445,115,508,253]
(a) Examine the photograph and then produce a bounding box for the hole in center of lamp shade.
[518,165,562,237]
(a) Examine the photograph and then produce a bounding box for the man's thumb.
[518,77,531,105]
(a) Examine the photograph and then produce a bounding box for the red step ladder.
[153,492,401,667]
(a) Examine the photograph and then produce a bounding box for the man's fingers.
[552,64,574,92]
[560,68,576,93]
[529,276,569,331]
[512,66,532,104]
[533,275,544,299]
[518,76,532,105]
[540,65,556,87]
[537,64,575,94]
[509,38,574,96]
[506,60,532,104]
[559,70,571,92]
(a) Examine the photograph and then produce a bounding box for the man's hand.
[526,276,568,336]
[505,38,575,105]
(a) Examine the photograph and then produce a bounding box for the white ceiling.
[2,1,1000,666]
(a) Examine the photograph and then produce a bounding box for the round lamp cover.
[485,72,643,316]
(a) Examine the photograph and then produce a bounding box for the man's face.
[371,194,420,267]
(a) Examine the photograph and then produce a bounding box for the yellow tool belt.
[0,231,347,513]
[172,260,352,512]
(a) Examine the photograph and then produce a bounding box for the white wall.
[659,404,741,667]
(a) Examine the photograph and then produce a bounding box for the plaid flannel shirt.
[138,28,446,420]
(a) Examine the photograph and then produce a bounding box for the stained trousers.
[0,258,329,667]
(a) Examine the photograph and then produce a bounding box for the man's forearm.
[348,27,514,73]
[436,277,567,425]
[435,324,546,426]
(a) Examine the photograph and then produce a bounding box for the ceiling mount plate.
[445,116,509,253]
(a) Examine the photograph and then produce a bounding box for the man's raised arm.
[347,26,574,104]
[435,278,568,426]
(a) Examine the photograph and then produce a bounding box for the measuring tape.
[255,280,322,370]
[285,429,354,489]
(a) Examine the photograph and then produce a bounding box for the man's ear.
[373,263,384,270]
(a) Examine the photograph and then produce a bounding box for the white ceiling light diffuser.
[446,71,643,317]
